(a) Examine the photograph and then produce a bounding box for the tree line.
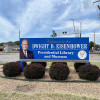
[0,41,100,50]
[89,41,100,50]
[0,41,20,46]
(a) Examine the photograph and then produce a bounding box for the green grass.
[0,62,5,65]
[0,62,100,68]
[67,62,100,68]
[91,62,100,68]
[47,62,100,68]
[0,67,2,71]
[0,92,99,100]
[47,62,74,68]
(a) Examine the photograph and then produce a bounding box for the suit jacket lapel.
[27,50,29,58]
[21,50,26,59]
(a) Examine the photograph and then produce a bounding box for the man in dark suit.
[20,39,34,59]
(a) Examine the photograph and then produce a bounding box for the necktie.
[25,51,27,58]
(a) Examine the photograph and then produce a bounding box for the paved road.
[0,52,19,63]
[89,53,100,62]
[0,52,100,63]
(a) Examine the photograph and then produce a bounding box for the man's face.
[22,40,29,51]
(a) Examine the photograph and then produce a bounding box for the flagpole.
[94,30,95,52]
[19,30,24,72]
[19,30,20,40]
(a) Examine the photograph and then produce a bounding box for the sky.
[0,0,100,44]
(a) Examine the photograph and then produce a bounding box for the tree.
[7,41,13,44]
[0,43,3,46]
[89,41,94,50]
[14,41,20,45]
[89,41,100,50]
[93,0,100,18]
[95,44,100,50]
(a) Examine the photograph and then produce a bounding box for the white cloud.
[52,20,74,32]
[81,19,100,30]
[16,0,54,36]
[0,16,18,42]
[0,0,100,42]
[52,19,100,32]
[56,0,98,21]
[81,0,97,13]
[82,32,100,44]
[57,32,100,44]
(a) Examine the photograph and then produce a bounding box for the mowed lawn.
[0,62,100,100]
[0,61,100,66]
[0,92,99,100]
[0,61,100,68]
[47,62,100,68]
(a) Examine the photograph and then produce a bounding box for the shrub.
[78,64,100,81]
[24,63,45,79]
[3,62,22,77]
[49,63,70,80]
[16,61,27,67]
[51,62,67,66]
[31,62,47,68]
[74,62,87,72]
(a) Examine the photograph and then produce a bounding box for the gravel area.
[0,67,100,99]
[0,52,100,99]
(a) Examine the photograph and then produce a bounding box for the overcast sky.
[0,0,100,44]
